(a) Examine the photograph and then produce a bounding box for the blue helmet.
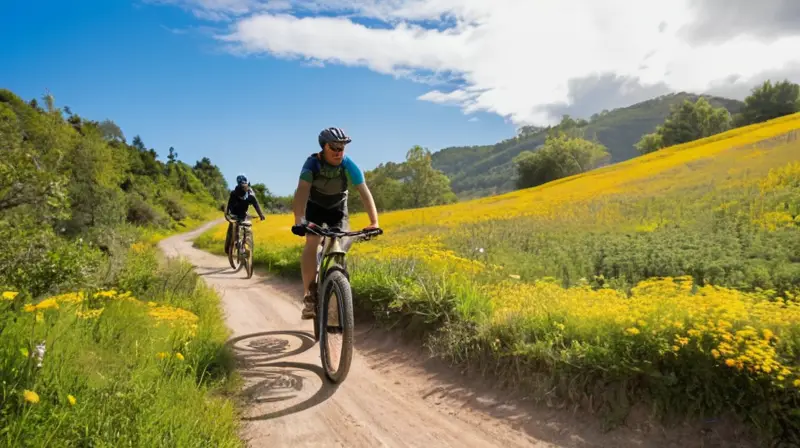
[236,174,248,186]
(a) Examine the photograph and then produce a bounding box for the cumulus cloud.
[157,0,800,126]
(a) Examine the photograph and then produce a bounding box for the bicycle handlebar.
[293,222,383,239]
[224,213,257,223]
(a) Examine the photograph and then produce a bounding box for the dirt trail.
[158,221,754,448]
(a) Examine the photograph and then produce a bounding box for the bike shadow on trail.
[197,267,234,277]
[226,330,339,421]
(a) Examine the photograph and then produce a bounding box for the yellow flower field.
[195,112,800,442]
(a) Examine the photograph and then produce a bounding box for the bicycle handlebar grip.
[291,225,306,237]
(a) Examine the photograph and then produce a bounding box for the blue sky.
[0,1,513,196]
[4,1,798,196]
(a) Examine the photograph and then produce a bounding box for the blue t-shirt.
[299,154,364,208]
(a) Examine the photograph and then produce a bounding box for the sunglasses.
[328,143,346,152]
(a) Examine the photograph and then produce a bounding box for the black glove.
[259,215,265,221]
[291,225,306,236]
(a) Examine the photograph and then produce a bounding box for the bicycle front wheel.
[228,240,240,271]
[244,231,254,279]
[319,269,354,383]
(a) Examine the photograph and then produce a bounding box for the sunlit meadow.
[1,220,241,447]
[195,113,800,442]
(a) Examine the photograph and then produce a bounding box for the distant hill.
[431,92,745,199]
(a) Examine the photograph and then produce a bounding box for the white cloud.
[159,0,800,126]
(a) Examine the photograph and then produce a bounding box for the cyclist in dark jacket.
[225,174,265,255]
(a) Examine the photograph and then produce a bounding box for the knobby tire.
[319,269,354,384]
[244,231,254,279]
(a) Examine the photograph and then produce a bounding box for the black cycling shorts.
[305,200,349,230]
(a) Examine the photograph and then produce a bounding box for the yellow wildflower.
[2,291,18,300]
[67,394,76,406]
[624,327,640,336]
[725,359,736,367]
[175,352,185,361]
[156,352,169,359]
[35,298,59,311]
[23,304,35,313]
[23,390,39,404]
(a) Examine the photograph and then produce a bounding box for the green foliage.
[513,133,610,189]
[633,132,663,155]
[432,92,743,198]
[0,219,102,298]
[97,119,125,143]
[402,145,458,209]
[193,157,229,203]
[0,94,70,220]
[734,79,800,127]
[349,145,456,212]
[636,97,732,154]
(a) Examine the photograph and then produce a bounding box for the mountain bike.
[225,214,255,279]
[293,220,383,384]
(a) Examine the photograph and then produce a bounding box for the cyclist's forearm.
[358,184,379,225]
[293,181,311,224]
[225,195,234,216]
[251,197,265,218]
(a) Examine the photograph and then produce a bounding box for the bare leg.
[301,234,321,318]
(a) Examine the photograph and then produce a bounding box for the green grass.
[0,243,242,448]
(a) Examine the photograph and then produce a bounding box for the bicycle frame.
[225,214,255,277]
[303,223,382,304]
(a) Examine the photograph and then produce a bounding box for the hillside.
[196,112,800,444]
[432,92,744,198]
[0,89,242,446]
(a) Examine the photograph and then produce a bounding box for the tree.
[348,145,457,212]
[733,79,800,127]
[634,132,664,155]
[64,125,127,232]
[98,119,125,143]
[132,135,146,152]
[400,146,457,209]
[167,147,178,164]
[634,97,731,154]
[0,96,69,218]
[250,183,272,211]
[192,157,229,202]
[514,133,610,189]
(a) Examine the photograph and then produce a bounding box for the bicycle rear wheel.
[319,269,354,383]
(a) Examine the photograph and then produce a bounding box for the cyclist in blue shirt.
[291,127,379,319]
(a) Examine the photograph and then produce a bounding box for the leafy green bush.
[161,193,188,222]
[0,220,102,297]
[126,196,169,227]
